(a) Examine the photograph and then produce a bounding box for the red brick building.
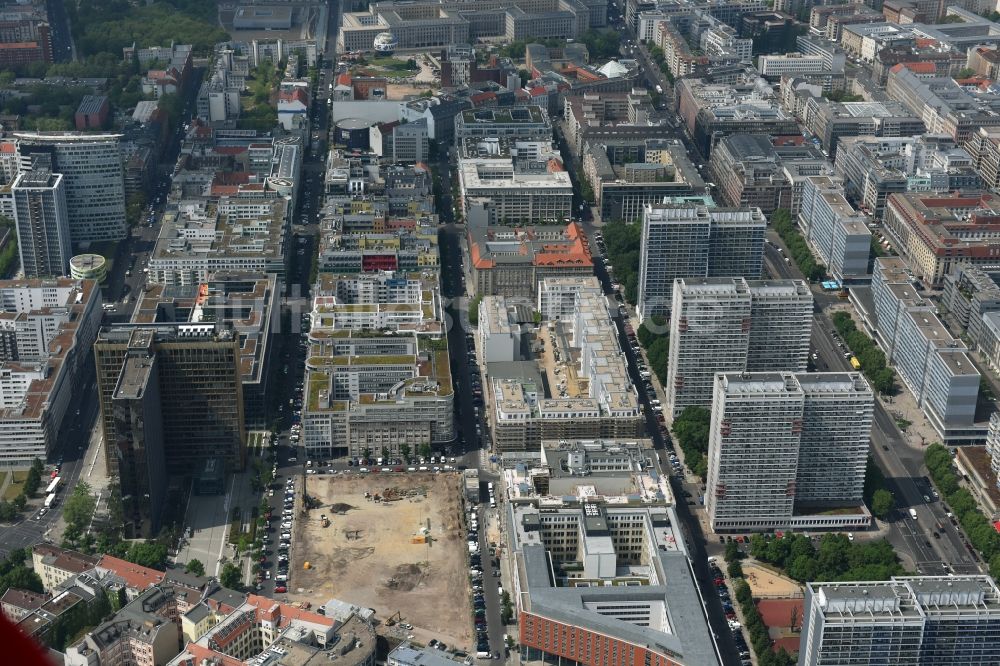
[74,95,110,130]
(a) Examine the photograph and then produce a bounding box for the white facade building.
[706,372,874,532]
[637,204,766,322]
[665,277,813,416]
[11,166,71,278]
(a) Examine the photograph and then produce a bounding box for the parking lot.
[290,472,474,649]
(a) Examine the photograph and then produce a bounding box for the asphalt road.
[0,363,99,558]
[763,241,981,576]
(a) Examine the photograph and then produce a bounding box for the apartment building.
[15,132,127,244]
[0,279,102,469]
[302,274,453,459]
[941,264,1000,350]
[882,191,1000,288]
[94,325,245,533]
[886,64,1000,144]
[871,257,982,442]
[675,76,799,157]
[11,163,71,278]
[31,544,100,593]
[706,372,873,533]
[636,204,766,322]
[488,279,641,452]
[799,576,1000,665]
[797,176,872,281]
[665,278,813,417]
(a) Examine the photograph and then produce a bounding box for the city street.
[764,239,981,576]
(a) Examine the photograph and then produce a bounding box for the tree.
[419,442,433,460]
[381,446,390,462]
[185,559,205,577]
[401,443,412,463]
[724,540,742,562]
[727,559,744,578]
[220,562,243,589]
[361,447,371,463]
[63,481,96,533]
[124,542,168,570]
[870,488,895,520]
[23,466,40,497]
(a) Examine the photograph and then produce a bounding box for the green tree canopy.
[871,488,895,520]
[220,562,243,589]
[63,481,97,533]
[185,559,205,577]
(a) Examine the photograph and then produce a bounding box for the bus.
[45,476,61,495]
[44,493,56,509]
[849,357,861,370]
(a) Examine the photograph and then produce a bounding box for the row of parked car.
[261,477,297,593]
[469,507,501,660]
[708,559,751,665]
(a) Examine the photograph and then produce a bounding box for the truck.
[850,356,861,370]
[909,508,918,520]
[655,84,663,94]
[44,493,56,509]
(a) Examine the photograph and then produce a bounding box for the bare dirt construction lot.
[292,473,471,647]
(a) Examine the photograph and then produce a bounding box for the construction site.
[292,473,473,648]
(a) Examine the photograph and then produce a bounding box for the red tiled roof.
[278,88,309,105]
[892,61,936,74]
[337,73,352,86]
[97,555,165,591]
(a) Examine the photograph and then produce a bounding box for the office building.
[709,135,826,215]
[798,176,872,281]
[871,257,982,443]
[131,273,279,425]
[457,149,573,223]
[636,204,766,322]
[759,52,845,79]
[149,197,287,286]
[882,191,1000,288]
[15,132,127,244]
[665,278,813,417]
[454,106,552,142]
[95,325,245,533]
[506,443,719,666]
[338,0,606,53]
[0,279,102,469]
[467,216,592,298]
[11,164,71,278]
[582,138,707,222]
[799,576,1000,666]
[706,372,874,533]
